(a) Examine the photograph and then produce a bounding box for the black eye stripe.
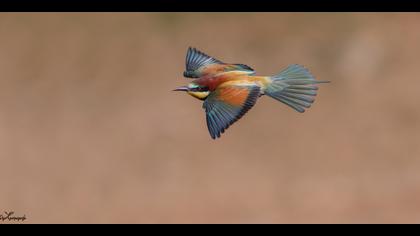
[190,86,209,92]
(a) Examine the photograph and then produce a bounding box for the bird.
[174,47,329,139]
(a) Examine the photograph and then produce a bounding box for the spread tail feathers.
[265,64,329,113]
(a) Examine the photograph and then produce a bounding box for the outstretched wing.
[184,47,255,78]
[184,47,223,78]
[203,83,260,139]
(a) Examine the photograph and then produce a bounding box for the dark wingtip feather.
[185,47,223,77]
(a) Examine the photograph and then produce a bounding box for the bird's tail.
[264,64,329,113]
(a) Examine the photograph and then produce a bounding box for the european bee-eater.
[174,47,329,139]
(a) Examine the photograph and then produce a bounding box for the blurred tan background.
[0,13,419,223]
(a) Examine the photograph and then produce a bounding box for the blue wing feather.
[203,85,260,139]
[184,47,223,78]
[184,47,255,78]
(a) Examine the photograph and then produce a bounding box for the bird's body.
[174,47,329,139]
[190,72,269,98]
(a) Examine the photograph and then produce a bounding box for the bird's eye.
[191,86,208,92]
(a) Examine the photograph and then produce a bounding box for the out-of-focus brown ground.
[0,13,420,224]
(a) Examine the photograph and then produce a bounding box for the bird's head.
[173,82,210,100]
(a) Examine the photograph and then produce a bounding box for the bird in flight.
[174,47,329,139]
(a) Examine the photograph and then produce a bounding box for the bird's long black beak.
[173,86,189,92]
